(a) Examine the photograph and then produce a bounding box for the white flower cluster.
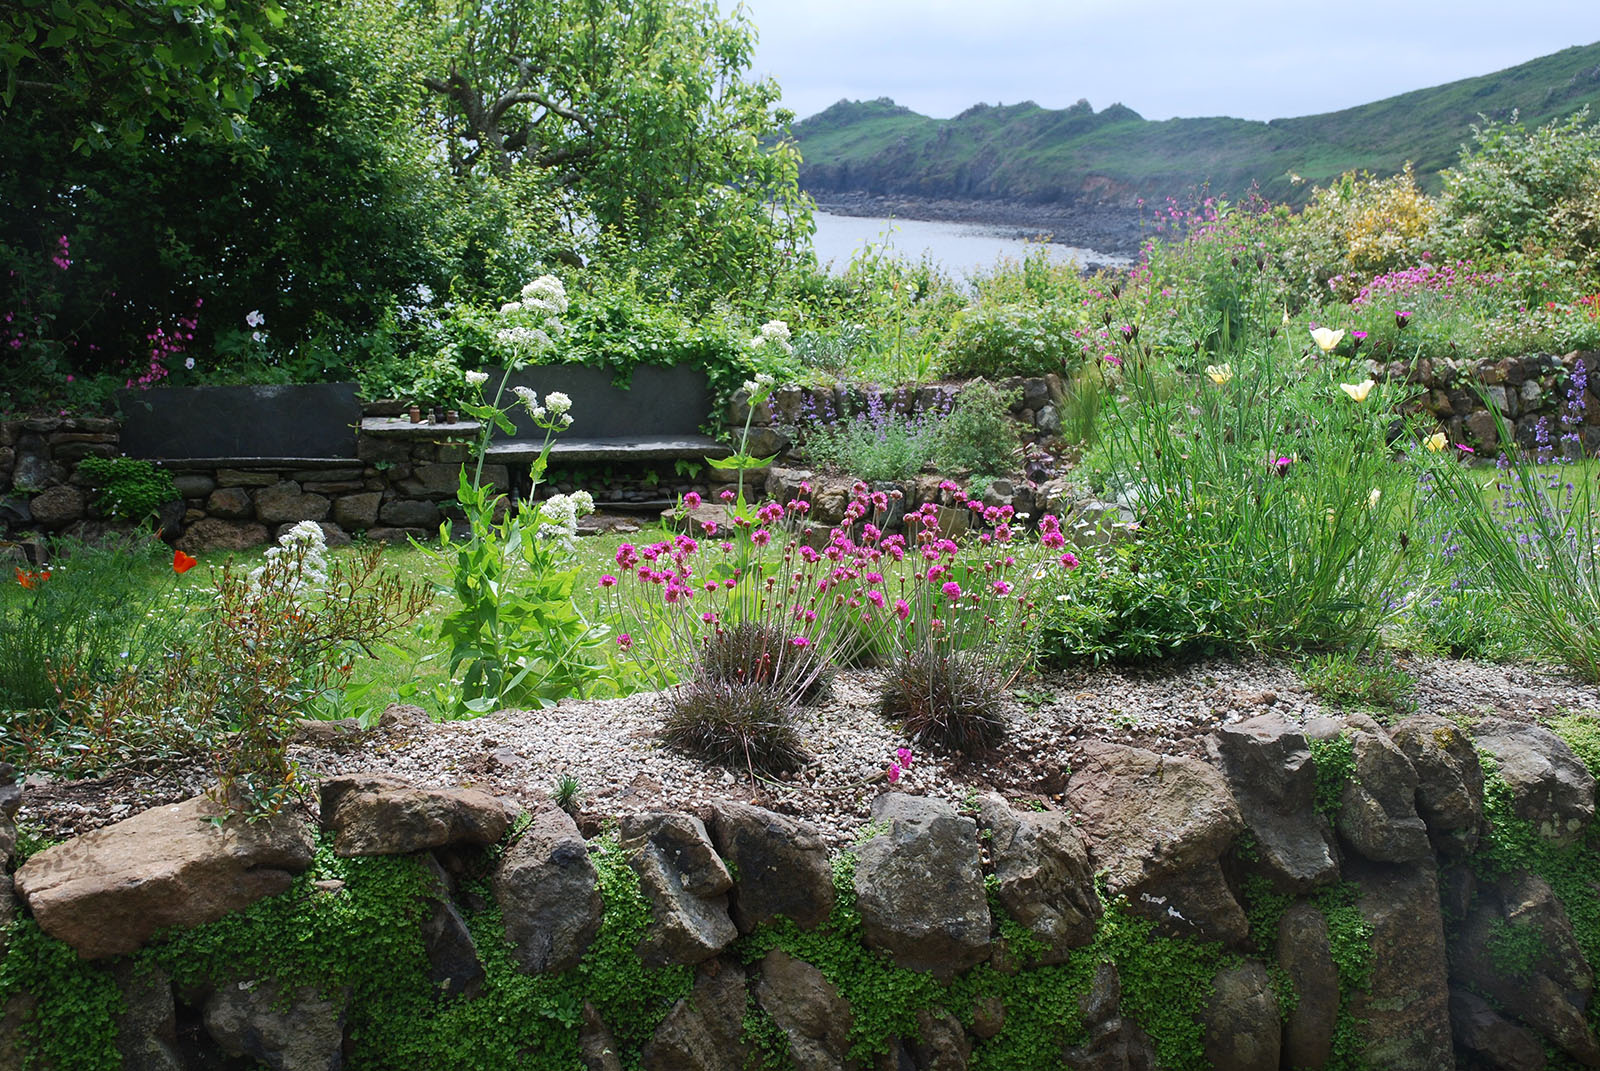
[248,520,329,596]
[519,275,569,316]
[464,370,489,387]
[741,371,777,396]
[748,319,793,355]
[510,386,574,426]
[494,325,554,353]
[535,490,595,547]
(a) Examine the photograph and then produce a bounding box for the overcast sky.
[729,1,1600,123]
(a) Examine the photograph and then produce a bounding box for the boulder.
[175,518,270,553]
[1474,719,1596,847]
[977,795,1100,962]
[1201,961,1279,1071]
[1208,713,1339,890]
[27,485,84,528]
[706,802,835,932]
[755,950,858,1071]
[202,980,346,1071]
[1310,715,1431,863]
[1061,963,1157,1071]
[910,1009,970,1071]
[1450,988,1546,1071]
[641,961,752,1071]
[0,761,17,863]
[418,857,484,999]
[113,962,182,1071]
[492,808,602,975]
[620,812,737,967]
[1451,870,1598,1065]
[378,499,439,528]
[14,794,313,959]
[254,481,329,525]
[331,492,382,531]
[1389,714,1484,856]
[1277,902,1340,1070]
[318,773,511,857]
[853,794,990,979]
[579,1003,624,1071]
[204,486,254,520]
[1065,741,1247,944]
[1345,859,1454,1070]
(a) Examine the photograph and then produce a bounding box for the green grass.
[792,40,1600,206]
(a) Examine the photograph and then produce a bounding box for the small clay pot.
[445,409,460,424]
[408,405,423,424]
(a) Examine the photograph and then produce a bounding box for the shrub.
[1283,166,1436,302]
[661,677,805,773]
[932,380,1020,477]
[1434,109,1600,260]
[74,456,179,523]
[38,525,430,813]
[1298,653,1416,720]
[942,301,1084,378]
[786,389,948,482]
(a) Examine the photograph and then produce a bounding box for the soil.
[16,653,1598,851]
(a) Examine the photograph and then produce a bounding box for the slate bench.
[480,364,729,465]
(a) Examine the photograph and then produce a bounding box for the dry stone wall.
[2,708,1597,1070]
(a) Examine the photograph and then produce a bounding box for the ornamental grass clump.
[661,677,807,774]
[860,488,1072,754]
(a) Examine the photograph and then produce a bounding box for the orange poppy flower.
[173,549,198,574]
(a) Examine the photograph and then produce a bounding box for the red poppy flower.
[14,567,49,589]
[172,549,198,574]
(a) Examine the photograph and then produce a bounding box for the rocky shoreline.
[814,192,1148,260]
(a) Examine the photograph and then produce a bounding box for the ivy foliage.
[74,456,178,523]
[1307,731,1358,821]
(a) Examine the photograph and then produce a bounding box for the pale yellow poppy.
[1367,488,1382,508]
[1310,327,1345,352]
[1205,364,1234,385]
[1425,431,1447,452]
[1340,379,1376,402]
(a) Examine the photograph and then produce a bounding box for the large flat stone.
[319,773,511,857]
[14,794,313,959]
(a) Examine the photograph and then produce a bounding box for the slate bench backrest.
[116,383,361,460]
[494,364,714,439]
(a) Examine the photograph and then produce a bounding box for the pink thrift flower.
[791,635,810,647]
[720,489,736,502]
[683,491,702,509]
[941,581,962,598]
[895,747,913,767]
[1060,552,1080,569]
[887,762,902,784]
[894,598,910,620]
[599,574,617,587]
[616,633,633,650]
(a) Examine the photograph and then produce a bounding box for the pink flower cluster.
[1344,260,1504,308]
[127,298,202,390]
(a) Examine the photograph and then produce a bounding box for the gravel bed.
[17,655,1600,848]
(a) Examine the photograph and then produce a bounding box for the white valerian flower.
[748,320,793,355]
[544,391,572,416]
[1310,327,1345,353]
[248,520,328,596]
[464,370,489,387]
[511,386,539,414]
[535,490,596,546]
[519,275,569,315]
[499,301,523,315]
[741,372,777,397]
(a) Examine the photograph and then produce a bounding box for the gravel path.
[18,655,1599,848]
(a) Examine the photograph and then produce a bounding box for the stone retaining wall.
[2,708,1595,1069]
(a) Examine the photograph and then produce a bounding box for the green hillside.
[793,42,1600,206]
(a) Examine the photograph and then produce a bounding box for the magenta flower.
[683,491,702,509]
[791,636,810,647]
[887,762,902,784]
[895,747,913,768]
[599,574,617,587]
[941,581,962,599]
[1060,552,1080,569]
[894,598,910,620]
[616,633,633,650]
